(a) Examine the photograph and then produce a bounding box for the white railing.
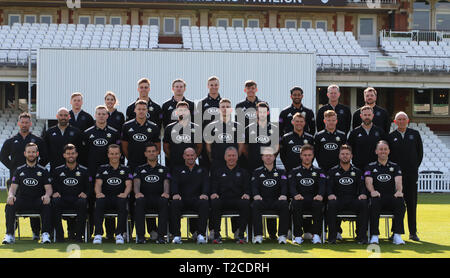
[380,30,450,45]
[347,0,397,5]
[418,173,450,193]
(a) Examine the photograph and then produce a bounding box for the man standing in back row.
[352,87,390,134]
[316,84,351,135]
[279,86,315,135]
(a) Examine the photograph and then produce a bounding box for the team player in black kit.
[316,84,351,135]
[279,86,315,135]
[161,79,195,129]
[352,87,390,134]
[104,91,125,131]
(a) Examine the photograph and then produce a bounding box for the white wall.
[37,49,316,120]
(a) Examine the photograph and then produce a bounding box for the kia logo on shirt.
[262,179,277,187]
[324,143,339,151]
[377,174,392,182]
[176,134,191,142]
[300,178,315,186]
[339,177,354,185]
[93,138,108,147]
[144,175,160,183]
[256,135,270,144]
[245,111,257,119]
[291,145,301,153]
[23,178,38,186]
[207,107,219,115]
[218,133,232,141]
[107,177,122,186]
[133,133,148,142]
[63,178,79,186]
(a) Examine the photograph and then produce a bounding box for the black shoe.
[389,234,394,241]
[358,239,369,245]
[136,237,146,244]
[328,239,337,244]
[74,237,84,243]
[409,234,420,241]
[106,234,115,241]
[55,238,65,243]
[156,238,167,244]
[269,234,277,240]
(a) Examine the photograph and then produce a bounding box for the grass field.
[0,191,449,258]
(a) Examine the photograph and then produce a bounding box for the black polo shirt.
[364,161,402,196]
[52,164,91,199]
[0,132,49,178]
[204,119,245,163]
[161,96,195,129]
[279,104,315,135]
[280,131,314,172]
[211,166,250,199]
[163,121,200,168]
[121,119,160,169]
[69,110,95,132]
[314,129,347,172]
[170,164,209,199]
[96,164,133,197]
[352,105,391,134]
[327,164,365,198]
[196,94,222,129]
[316,103,352,135]
[245,122,279,172]
[107,109,126,131]
[235,96,264,128]
[125,98,162,129]
[11,164,51,200]
[388,128,423,172]
[133,163,171,197]
[288,165,327,198]
[251,165,288,201]
[82,125,121,176]
[43,125,82,171]
[347,125,387,170]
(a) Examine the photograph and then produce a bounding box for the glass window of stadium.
[164,18,176,34]
[149,17,160,27]
[414,89,449,116]
[413,0,431,30]
[180,18,191,31]
[285,20,297,29]
[232,19,244,28]
[300,20,312,29]
[436,1,450,31]
[79,16,90,25]
[316,20,327,31]
[110,17,121,25]
[95,16,106,25]
[248,19,259,28]
[25,15,36,24]
[217,18,229,28]
[40,15,52,24]
[8,14,20,26]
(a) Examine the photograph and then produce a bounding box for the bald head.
[56,107,70,127]
[183,147,197,167]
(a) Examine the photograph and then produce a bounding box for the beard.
[26,157,37,164]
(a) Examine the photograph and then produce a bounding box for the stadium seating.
[381,39,450,72]
[181,26,370,71]
[390,122,450,174]
[0,23,160,65]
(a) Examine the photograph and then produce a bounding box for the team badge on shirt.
[375,132,379,137]
[147,128,152,133]
[120,170,125,175]
[107,133,111,138]
[158,169,164,173]
[351,172,356,176]
[37,171,42,176]
[336,137,341,142]
[273,172,278,177]
[389,167,394,172]
[304,139,309,144]
[69,131,74,136]
[236,172,241,177]
[149,107,154,112]
[312,172,317,177]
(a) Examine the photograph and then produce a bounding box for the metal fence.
[381,30,450,45]
[347,0,397,5]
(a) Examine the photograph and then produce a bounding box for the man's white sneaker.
[116,234,124,244]
[337,232,343,241]
[41,232,51,244]
[253,235,263,244]
[293,237,304,245]
[93,235,102,244]
[312,234,321,244]
[393,234,405,245]
[2,234,14,244]
[172,236,182,244]
[278,235,287,244]
[303,232,313,240]
[32,232,40,241]
[370,235,379,244]
[197,234,207,244]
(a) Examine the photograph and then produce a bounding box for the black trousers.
[94,197,128,236]
[170,198,209,237]
[210,198,250,239]
[403,171,419,235]
[52,197,88,241]
[291,198,323,237]
[5,197,52,235]
[370,196,405,235]
[252,200,289,237]
[327,198,369,241]
[135,196,169,239]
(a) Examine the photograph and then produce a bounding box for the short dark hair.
[63,144,77,153]
[137,78,151,86]
[256,102,269,110]
[290,86,304,95]
[107,144,121,153]
[25,142,38,152]
[244,80,257,88]
[340,144,352,153]
[144,142,157,152]
[135,99,148,107]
